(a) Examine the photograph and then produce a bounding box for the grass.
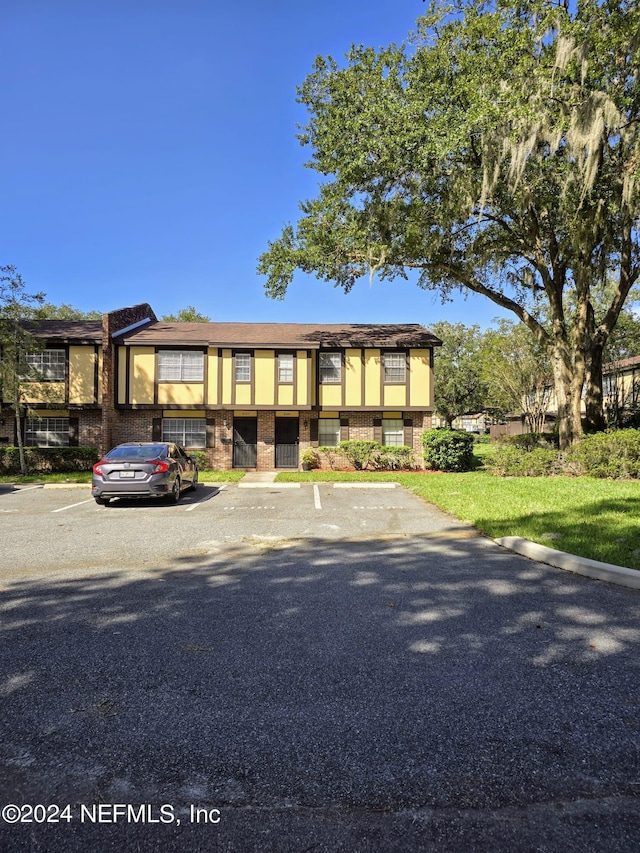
[277,459,640,571]
[0,470,245,485]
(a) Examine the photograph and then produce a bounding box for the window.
[158,351,204,382]
[318,418,340,447]
[319,352,341,383]
[382,418,404,447]
[235,353,251,383]
[26,417,69,447]
[25,349,65,381]
[384,352,406,383]
[278,353,294,383]
[162,418,206,448]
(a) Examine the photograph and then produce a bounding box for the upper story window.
[235,353,251,383]
[319,351,341,384]
[25,349,65,381]
[383,352,406,383]
[278,353,294,383]
[158,351,204,382]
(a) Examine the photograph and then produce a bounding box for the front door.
[233,417,257,468]
[275,417,299,468]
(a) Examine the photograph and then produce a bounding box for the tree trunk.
[550,339,582,449]
[584,342,606,433]
[13,400,27,475]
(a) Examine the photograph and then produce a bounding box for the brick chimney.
[100,303,157,454]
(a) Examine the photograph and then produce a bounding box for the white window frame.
[278,353,294,384]
[318,417,341,447]
[25,349,66,381]
[158,351,204,382]
[384,352,406,383]
[25,417,70,447]
[235,353,251,383]
[319,352,341,384]
[382,418,405,447]
[161,417,206,448]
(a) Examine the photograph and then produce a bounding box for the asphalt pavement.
[0,483,639,851]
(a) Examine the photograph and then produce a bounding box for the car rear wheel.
[169,477,181,503]
[188,469,198,491]
[95,497,110,506]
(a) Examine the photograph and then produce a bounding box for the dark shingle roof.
[119,321,441,349]
[26,320,103,343]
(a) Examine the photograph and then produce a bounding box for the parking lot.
[1,482,640,852]
[0,481,468,578]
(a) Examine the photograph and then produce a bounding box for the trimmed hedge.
[422,429,474,472]
[488,444,561,477]
[0,446,99,475]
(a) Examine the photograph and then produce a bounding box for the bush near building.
[0,446,99,475]
[422,429,475,473]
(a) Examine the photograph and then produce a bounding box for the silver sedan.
[92,442,198,505]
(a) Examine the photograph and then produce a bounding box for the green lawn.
[277,467,640,571]
[0,470,244,485]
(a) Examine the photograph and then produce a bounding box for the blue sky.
[1,0,510,329]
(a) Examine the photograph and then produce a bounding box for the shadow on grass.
[476,497,640,570]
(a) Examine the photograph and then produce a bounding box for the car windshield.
[106,444,167,461]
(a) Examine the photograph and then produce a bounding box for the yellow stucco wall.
[235,384,252,406]
[255,350,275,405]
[383,384,407,408]
[157,383,204,405]
[345,349,362,407]
[319,383,342,408]
[297,351,308,406]
[409,349,432,407]
[22,382,65,404]
[278,385,294,407]
[221,350,233,405]
[130,347,155,404]
[69,346,95,404]
[364,349,381,407]
[207,349,218,405]
[117,347,127,404]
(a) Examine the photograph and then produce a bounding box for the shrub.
[188,450,209,469]
[565,429,640,479]
[318,446,346,469]
[0,446,99,475]
[422,429,474,472]
[339,440,380,470]
[488,444,561,477]
[300,447,321,469]
[373,445,416,470]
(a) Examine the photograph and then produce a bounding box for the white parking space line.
[313,484,322,510]
[12,485,43,493]
[52,499,95,513]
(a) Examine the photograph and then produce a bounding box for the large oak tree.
[258,0,640,448]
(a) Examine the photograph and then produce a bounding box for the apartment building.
[0,303,441,470]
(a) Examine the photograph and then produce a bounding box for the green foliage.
[431,321,487,427]
[501,433,558,452]
[422,429,474,472]
[565,429,640,479]
[0,446,99,475]
[162,306,211,322]
[338,440,380,470]
[301,447,321,469]
[488,445,561,477]
[258,0,640,449]
[317,446,346,469]
[372,445,416,471]
[188,450,209,469]
[32,303,101,320]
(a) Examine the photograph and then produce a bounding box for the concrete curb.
[43,483,90,490]
[496,536,640,590]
